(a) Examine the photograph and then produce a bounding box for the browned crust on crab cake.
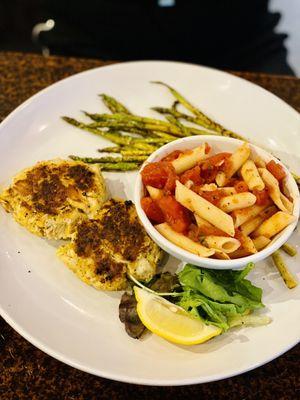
[0,159,107,239]
[57,199,164,291]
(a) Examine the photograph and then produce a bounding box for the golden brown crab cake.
[57,199,164,291]
[96,199,164,281]
[0,159,107,239]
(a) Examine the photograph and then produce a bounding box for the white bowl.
[135,135,300,269]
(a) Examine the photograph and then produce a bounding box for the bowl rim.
[134,135,300,269]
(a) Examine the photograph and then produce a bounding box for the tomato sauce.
[157,195,191,233]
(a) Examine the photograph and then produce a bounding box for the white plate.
[0,61,299,386]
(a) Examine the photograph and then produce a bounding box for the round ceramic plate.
[0,61,299,386]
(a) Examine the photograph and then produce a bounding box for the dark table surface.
[0,52,299,400]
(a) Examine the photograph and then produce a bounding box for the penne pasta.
[252,211,296,238]
[184,180,194,189]
[238,232,257,254]
[280,177,292,200]
[217,143,251,186]
[220,187,237,196]
[219,192,257,213]
[155,222,215,257]
[215,171,227,187]
[200,184,236,196]
[240,205,277,236]
[203,235,241,254]
[175,181,235,236]
[280,193,293,213]
[258,168,293,214]
[229,248,251,259]
[241,160,265,191]
[195,214,228,236]
[252,236,271,251]
[146,185,163,200]
[195,214,214,229]
[213,251,231,260]
[200,183,218,191]
[253,156,266,169]
[171,144,208,174]
[232,203,270,227]
[240,216,263,236]
[141,142,297,261]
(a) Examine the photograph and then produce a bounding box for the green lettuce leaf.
[176,263,265,331]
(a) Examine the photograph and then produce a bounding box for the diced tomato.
[266,160,286,181]
[234,181,249,193]
[201,167,219,183]
[141,162,168,189]
[180,165,203,185]
[192,185,202,194]
[141,197,165,223]
[226,177,239,186]
[253,188,269,205]
[161,150,183,162]
[220,157,232,173]
[141,162,177,192]
[205,143,211,154]
[157,196,191,233]
[202,152,231,170]
[198,189,226,206]
[163,163,178,194]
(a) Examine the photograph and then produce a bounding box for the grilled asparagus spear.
[152,81,246,140]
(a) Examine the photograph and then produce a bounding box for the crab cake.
[57,199,164,291]
[0,159,107,239]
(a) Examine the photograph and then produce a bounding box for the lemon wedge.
[134,287,222,345]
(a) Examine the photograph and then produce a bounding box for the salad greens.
[176,263,266,331]
[122,262,269,339]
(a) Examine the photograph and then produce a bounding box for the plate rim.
[1,307,299,386]
[0,60,299,135]
[0,59,299,385]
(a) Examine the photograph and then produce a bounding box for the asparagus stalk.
[97,146,121,153]
[152,107,219,135]
[100,94,131,114]
[119,149,152,156]
[152,81,205,118]
[83,112,186,137]
[63,116,161,150]
[151,131,178,140]
[97,162,141,171]
[99,146,152,156]
[133,142,159,152]
[62,116,131,145]
[89,121,158,138]
[171,100,180,112]
[281,243,297,257]
[165,115,189,136]
[86,112,211,138]
[69,155,147,163]
[152,81,246,140]
[97,146,152,156]
[271,251,298,289]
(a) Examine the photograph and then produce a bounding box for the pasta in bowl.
[134,136,300,269]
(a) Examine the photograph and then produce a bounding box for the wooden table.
[0,52,299,400]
